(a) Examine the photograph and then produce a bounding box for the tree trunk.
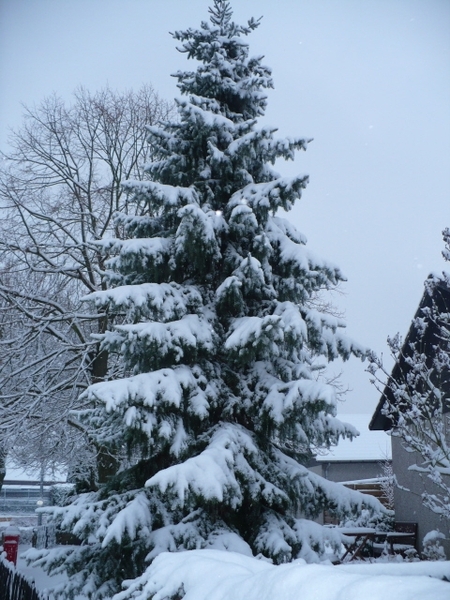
[0,444,6,494]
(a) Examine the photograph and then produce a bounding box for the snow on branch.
[230,176,309,215]
[83,282,203,322]
[82,366,211,423]
[116,314,216,362]
[102,492,152,547]
[146,423,288,510]
[122,180,198,209]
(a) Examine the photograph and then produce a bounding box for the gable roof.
[370,276,450,431]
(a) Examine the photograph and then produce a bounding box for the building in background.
[370,279,450,557]
[309,414,392,521]
[312,413,391,483]
[0,462,66,518]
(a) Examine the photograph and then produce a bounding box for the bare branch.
[0,85,174,479]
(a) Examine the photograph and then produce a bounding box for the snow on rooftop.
[4,461,67,483]
[316,414,391,462]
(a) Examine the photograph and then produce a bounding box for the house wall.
[309,461,388,525]
[318,461,382,483]
[391,435,450,558]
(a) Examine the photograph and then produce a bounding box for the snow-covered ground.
[114,550,450,600]
[11,546,450,600]
[16,544,68,594]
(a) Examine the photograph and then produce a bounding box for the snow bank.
[338,560,450,579]
[114,549,450,600]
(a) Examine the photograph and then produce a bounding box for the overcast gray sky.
[1,0,449,417]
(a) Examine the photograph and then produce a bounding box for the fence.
[33,524,80,549]
[343,480,388,505]
[0,485,52,514]
[0,555,43,600]
[34,524,56,550]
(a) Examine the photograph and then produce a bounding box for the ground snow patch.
[114,549,450,600]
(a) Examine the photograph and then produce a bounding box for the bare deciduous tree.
[0,86,173,487]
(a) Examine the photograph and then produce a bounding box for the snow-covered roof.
[316,414,391,462]
[370,276,450,431]
[4,461,67,483]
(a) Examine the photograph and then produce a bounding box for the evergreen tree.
[29,3,383,597]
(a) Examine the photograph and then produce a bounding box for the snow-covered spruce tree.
[28,2,384,597]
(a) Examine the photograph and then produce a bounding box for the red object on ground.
[3,525,20,565]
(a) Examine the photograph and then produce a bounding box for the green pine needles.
[27,3,384,598]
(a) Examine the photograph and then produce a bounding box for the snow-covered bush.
[17,527,34,545]
[49,484,76,508]
[340,507,394,532]
[422,530,447,561]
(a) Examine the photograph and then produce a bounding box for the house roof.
[315,414,391,462]
[4,461,67,484]
[370,276,450,431]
